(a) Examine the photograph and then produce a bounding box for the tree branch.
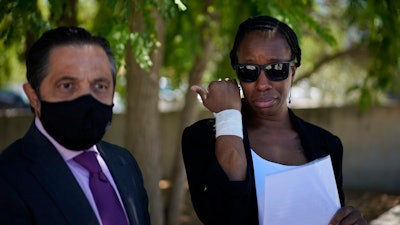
[294,44,368,84]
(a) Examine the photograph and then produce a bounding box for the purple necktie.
[74,151,129,225]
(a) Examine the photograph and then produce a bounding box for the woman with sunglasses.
[182,15,367,225]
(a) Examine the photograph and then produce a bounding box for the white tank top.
[251,149,300,224]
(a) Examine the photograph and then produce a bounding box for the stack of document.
[263,156,340,225]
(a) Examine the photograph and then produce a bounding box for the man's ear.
[23,83,41,116]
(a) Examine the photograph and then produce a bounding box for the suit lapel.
[97,143,141,225]
[23,124,100,225]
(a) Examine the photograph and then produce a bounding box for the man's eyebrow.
[55,75,77,82]
[92,77,112,83]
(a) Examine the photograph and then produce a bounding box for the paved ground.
[181,189,400,225]
[370,205,400,225]
[344,190,400,223]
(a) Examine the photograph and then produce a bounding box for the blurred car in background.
[0,89,30,109]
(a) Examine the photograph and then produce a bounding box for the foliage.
[163,0,339,88]
[163,0,400,110]
[0,0,46,86]
[345,0,400,109]
[0,0,399,108]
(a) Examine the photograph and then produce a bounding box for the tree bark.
[166,51,214,225]
[50,0,78,27]
[167,1,217,224]
[294,44,367,84]
[125,2,166,225]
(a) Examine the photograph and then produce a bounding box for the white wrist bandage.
[213,109,243,139]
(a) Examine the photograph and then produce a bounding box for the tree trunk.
[50,0,78,27]
[167,1,217,224]
[166,52,213,225]
[125,3,166,225]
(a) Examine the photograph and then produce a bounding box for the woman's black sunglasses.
[234,61,294,82]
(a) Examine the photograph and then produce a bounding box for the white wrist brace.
[213,109,243,139]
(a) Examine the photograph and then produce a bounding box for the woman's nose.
[255,70,273,90]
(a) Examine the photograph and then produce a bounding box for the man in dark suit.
[0,27,150,225]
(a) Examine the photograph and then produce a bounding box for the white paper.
[263,155,340,225]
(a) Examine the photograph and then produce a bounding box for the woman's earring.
[288,88,292,104]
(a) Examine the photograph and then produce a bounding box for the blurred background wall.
[1,104,399,193]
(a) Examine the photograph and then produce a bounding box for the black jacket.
[182,108,344,225]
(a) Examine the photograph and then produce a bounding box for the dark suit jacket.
[0,122,150,225]
[182,108,344,225]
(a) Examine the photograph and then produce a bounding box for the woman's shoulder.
[182,118,216,156]
[183,118,216,136]
[300,117,336,136]
[186,118,215,129]
[290,110,336,135]
[289,110,342,146]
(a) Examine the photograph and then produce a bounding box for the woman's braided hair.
[229,15,302,68]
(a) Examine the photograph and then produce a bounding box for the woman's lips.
[253,96,277,108]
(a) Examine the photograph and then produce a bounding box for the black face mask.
[40,95,113,150]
